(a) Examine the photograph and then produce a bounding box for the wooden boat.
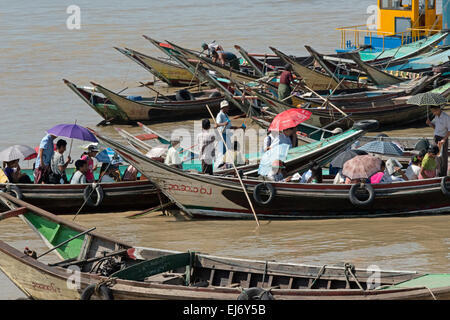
[91,126,448,220]
[303,81,450,129]
[270,47,365,91]
[0,164,162,213]
[63,79,226,124]
[1,193,449,300]
[115,47,200,86]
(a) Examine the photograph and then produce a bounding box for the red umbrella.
[24,145,57,160]
[269,109,312,132]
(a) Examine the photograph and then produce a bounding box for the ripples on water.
[0,0,448,299]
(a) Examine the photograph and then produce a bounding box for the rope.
[262,260,268,288]
[345,263,364,290]
[425,287,437,300]
[308,264,327,289]
[94,277,117,295]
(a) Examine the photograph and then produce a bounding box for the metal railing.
[336,25,441,50]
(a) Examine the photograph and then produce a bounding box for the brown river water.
[0,0,448,298]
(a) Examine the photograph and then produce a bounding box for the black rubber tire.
[80,284,114,300]
[349,183,375,208]
[237,287,274,300]
[176,89,194,101]
[441,176,450,196]
[83,184,104,207]
[375,133,389,138]
[253,183,276,206]
[5,185,23,200]
[352,120,379,131]
[208,91,222,99]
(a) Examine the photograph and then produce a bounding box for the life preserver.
[237,287,274,300]
[176,89,194,101]
[349,183,375,207]
[4,184,23,200]
[352,120,379,131]
[253,183,275,206]
[80,284,113,300]
[83,184,104,207]
[441,176,450,196]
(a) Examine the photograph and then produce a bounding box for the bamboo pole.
[138,81,170,100]
[301,84,349,117]
[205,104,260,227]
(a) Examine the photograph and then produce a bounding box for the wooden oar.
[126,201,175,219]
[37,227,96,259]
[205,104,260,227]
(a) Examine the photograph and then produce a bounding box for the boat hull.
[0,180,161,214]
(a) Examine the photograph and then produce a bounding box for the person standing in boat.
[164,138,183,169]
[197,119,216,175]
[49,139,71,184]
[278,64,294,105]
[80,144,99,183]
[426,106,450,176]
[34,133,57,184]
[215,100,244,167]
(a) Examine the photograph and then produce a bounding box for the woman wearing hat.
[80,144,99,183]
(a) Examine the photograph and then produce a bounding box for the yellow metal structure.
[337,0,443,50]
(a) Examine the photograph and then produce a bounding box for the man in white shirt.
[215,100,243,166]
[164,139,182,169]
[70,160,88,184]
[197,119,216,174]
[426,106,450,176]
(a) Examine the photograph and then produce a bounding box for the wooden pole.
[138,82,170,100]
[301,84,349,117]
[205,104,260,227]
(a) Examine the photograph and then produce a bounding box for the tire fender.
[253,183,275,206]
[237,287,274,300]
[349,183,375,208]
[5,184,23,200]
[83,184,104,207]
[441,176,450,196]
[80,284,113,300]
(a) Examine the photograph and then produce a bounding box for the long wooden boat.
[270,47,365,91]
[63,79,226,124]
[303,81,450,129]
[1,193,449,300]
[115,47,200,86]
[91,127,449,220]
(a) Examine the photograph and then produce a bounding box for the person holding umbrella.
[34,133,58,184]
[426,105,450,176]
[0,144,36,183]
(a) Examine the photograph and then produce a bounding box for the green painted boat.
[1,193,449,300]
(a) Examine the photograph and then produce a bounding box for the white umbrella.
[0,145,36,162]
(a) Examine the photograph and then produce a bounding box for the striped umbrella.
[0,145,36,162]
[407,92,447,106]
[342,155,382,180]
[358,140,404,156]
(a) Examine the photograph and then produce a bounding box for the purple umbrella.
[47,123,98,157]
[47,124,98,142]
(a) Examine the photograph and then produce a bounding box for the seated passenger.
[267,160,289,182]
[333,169,346,184]
[100,165,121,183]
[164,139,183,169]
[70,160,88,184]
[122,165,138,181]
[419,145,439,179]
[3,160,32,184]
[405,153,423,181]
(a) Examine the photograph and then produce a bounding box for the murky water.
[0,0,448,299]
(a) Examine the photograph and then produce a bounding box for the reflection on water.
[0,0,448,299]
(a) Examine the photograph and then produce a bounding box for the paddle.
[205,104,260,227]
